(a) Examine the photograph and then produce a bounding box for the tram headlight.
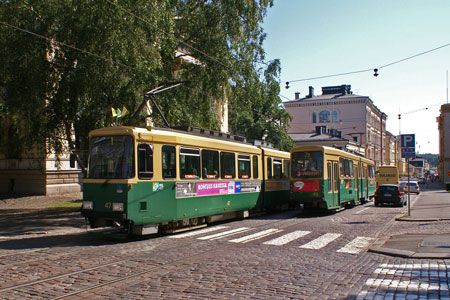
[82,201,93,210]
[112,202,124,212]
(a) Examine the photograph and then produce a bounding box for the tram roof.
[291,145,374,164]
[89,126,276,155]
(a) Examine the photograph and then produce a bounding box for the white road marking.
[263,230,311,246]
[336,236,375,254]
[198,227,251,240]
[299,233,342,249]
[168,226,228,238]
[355,207,371,214]
[229,229,282,243]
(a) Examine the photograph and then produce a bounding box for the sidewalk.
[369,181,450,258]
[0,192,85,240]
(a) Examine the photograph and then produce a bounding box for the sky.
[262,0,450,154]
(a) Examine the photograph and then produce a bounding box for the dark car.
[374,184,405,207]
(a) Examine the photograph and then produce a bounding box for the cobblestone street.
[0,188,449,299]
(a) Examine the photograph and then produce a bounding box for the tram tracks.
[0,211,312,299]
[0,233,110,270]
[0,205,388,299]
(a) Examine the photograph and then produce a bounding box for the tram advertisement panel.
[265,181,289,191]
[176,180,261,198]
[197,182,233,196]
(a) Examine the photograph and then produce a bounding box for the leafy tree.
[0,0,293,159]
[157,0,293,150]
[418,154,439,169]
[0,0,174,157]
[228,59,292,151]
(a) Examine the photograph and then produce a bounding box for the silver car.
[400,181,420,194]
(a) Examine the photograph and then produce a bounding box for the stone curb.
[368,246,450,259]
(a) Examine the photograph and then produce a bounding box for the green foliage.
[419,153,439,169]
[0,0,173,155]
[0,0,292,156]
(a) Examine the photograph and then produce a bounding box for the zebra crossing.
[169,226,375,254]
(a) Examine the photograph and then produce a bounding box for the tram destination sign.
[400,134,415,159]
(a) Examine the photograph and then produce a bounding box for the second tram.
[290,145,376,211]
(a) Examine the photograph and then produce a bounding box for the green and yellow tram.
[258,148,291,211]
[290,145,375,211]
[81,126,290,235]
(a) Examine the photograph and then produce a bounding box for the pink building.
[284,84,396,167]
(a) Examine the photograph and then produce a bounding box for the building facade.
[384,131,401,167]
[0,142,83,195]
[437,103,450,183]
[284,84,398,167]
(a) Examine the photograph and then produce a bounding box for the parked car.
[400,181,421,194]
[374,184,405,207]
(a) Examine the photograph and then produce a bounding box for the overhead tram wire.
[395,102,446,118]
[0,21,219,95]
[1,15,280,109]
[0,21,153,77]
[378,42,450,69]
[285,41,450,88]
[0,22,240,113]
[0,21,228,103]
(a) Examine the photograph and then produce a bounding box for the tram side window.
[273,159,282,179]
[267,157,272,179]
[327,162,332,191]
[180,147,200,179]
[283,160,290,178]
[220,152,235,179]
[340,158,352,177]
[202,149,219,179]
[138,144,153,179]
[238,154,251,179]
[252,155,259,179]
[368,165,375,178]
[162,145,176,179]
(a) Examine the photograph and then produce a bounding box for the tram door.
[355,164,360,202]
[333,161,340,207]
[364,167,368,200]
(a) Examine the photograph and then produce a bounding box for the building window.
[333,111,339,123]
[312,112,317,123]
[353,136,358,143]
[319,110,331,123]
